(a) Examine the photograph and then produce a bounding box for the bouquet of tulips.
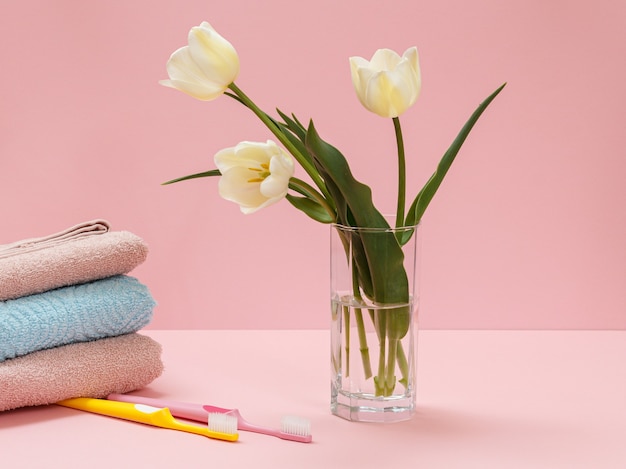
[162,22,504,394]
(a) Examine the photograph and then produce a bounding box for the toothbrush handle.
[57,397,170,426]
[202,404,236,414]
[59,397,239,442]
[107,393,209,423]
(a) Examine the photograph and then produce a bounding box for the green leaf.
[276,108,306,142]
[405,83,507,230]
[291,113,306,131]
[305,121,410,338]
[274,109,317,170]
[162,169,221,185]
[305,121,387,229]
[286,194,334,223]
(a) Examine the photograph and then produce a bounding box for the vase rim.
[331,221,420,233]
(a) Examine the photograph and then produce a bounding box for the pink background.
[1,0,624,330]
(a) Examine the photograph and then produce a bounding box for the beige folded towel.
[0,333,164,412]
[0,219,148,301]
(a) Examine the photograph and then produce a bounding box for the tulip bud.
[160,22,240,101]
[214,140,295,214]
[349,47,421,118]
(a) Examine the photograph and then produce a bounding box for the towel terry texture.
[0,333,164,412]
[0,219,148,301]
[0,275,155,362]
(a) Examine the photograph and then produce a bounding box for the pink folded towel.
[0,219,149,301]
[0,333,164,412]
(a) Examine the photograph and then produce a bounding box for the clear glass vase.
[330,220,420,423]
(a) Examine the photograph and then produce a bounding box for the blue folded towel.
[0,275,156,362]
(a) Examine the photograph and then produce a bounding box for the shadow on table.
[0,404,70,429]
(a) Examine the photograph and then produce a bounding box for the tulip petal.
[235,141,275,164]
[349,58,367,78]
[352,66,378,112]
[260,175,289,199]
[165,47,201,81]
[402,47,420,74]
[215,142,267,172]
[159,79,225,101]
[401,46,422,95]
[261,154,294,198]
[218,166,267,207]
[386,61,420,112]
[355,68,395,117]
[370,48,402,71]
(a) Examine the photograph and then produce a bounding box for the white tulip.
[214,141,295,214]
[349,47,421,118]
[160,22,240,101]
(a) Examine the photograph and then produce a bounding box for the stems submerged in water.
[335,297,414,398]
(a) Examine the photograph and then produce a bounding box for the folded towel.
[0,219,110,257]
[0,219,148,301]
[0,275,155,362]
[0,333,164,412]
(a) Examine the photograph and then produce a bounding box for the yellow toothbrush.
[57,397,238,442]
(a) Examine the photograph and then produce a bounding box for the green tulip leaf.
[162,169,221,185]
[286,194,334,223]
[405,83,507,232]
[276,108,306,142]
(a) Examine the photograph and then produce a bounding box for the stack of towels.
[0,220,163,412]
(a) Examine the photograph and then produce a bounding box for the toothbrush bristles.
[280,415,311,437]
[208,412,238,435]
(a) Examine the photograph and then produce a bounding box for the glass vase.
[330,219,420,423]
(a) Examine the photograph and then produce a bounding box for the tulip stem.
[351,262,373,380]
[227,83,333,206]
[393,117,406,229]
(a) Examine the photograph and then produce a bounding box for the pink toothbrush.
[108,393,312,443]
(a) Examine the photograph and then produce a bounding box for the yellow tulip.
[349,47,421,118]
[214,140,295,214]
[160,22,239,101]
